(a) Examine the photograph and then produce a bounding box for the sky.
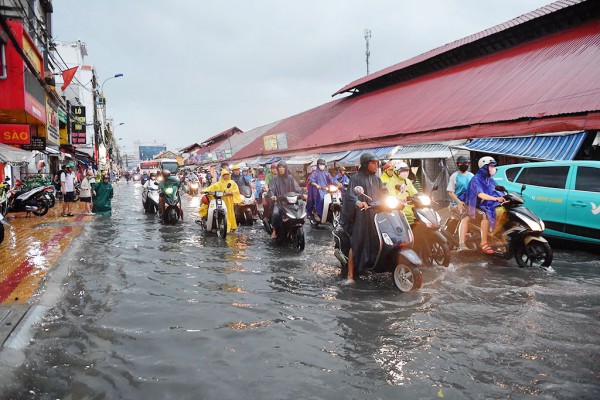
[52,0,553,153]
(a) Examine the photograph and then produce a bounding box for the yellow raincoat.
[199,169,242,232]
[386,174,418,223]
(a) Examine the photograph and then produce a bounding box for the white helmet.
[394,161,409,172]
[478,156,496,169]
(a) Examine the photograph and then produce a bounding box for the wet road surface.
[0,182,599,399]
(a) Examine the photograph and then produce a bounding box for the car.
[494,160,600,244]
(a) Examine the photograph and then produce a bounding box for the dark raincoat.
[92,180,114,215]
[308,168,336,217]
[340,164,387,273]
[465,166,503,228]
[268,163,302,232]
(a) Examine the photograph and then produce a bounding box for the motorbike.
[0,206,9,245]
[405,190,451,268]
[441,185,553,268]
[41,186,56,208]
[187,179,200,196]
[262,192,307,251]
[333,186,423,292]
[160,182,183,224]
[309,184,342,229]
[236,185,259,225]
[198,183,231,238]
[5,180,50,217]
[0,178,9,217]
[142,180,160,214]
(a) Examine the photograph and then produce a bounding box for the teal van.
[494,161,600,244]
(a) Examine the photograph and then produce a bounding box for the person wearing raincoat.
[199,169,241,233]
[92,174,114,215]
[307,159,338,222]
[386,162,418,223]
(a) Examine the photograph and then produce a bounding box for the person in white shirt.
[79,169,96,215]
[60,162,77,217]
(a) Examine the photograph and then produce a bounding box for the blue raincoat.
[465,165,503,228]
[309,168,337,218]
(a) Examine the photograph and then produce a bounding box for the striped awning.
[285,154,317,165]
[455,131,587,161]
[391,143,458,159]
[317,151,351,164]
[338,146,398,165]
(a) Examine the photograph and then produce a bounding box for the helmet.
[394,161,409,172]
[478,156,496,169]
[242,167,249,172]
[277,160,288,169]
[66,162,75,168]
[383,162,393,171]
[338,165,346,171]
[232,164,240,170]
[163,170,171,177]
[317,158,326,165]
[359,152,378,165]
[270,162,278,169]
[150,172,157,178]
[457,155,470,164]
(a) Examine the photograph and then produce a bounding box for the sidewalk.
[0,202,91,344]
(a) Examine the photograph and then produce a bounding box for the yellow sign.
[22,33,42,74]
[264,134,278,151]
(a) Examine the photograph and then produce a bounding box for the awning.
[391,142,462,159]
[454,131,587,161]
[317,151,351,164]
[0,143,33,165]
[338,146,398,165]
[285,154,317,165]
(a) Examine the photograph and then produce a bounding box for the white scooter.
[309,184,342,229]
[198,183,231,238]
[142,179,160,214]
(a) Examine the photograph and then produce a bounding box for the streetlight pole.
[97,73,123,172]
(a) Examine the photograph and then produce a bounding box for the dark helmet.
[457,155,471,164]
[277,160,288,169]
[338,165,346,171]
[150,172,157,178]
[360,152,378,166]
[317,158,326,165]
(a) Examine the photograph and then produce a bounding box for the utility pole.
[92,71,99,165]
[364,28,371,75]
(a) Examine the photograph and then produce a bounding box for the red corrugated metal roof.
[296,21,600,150]
[333,0,585,95]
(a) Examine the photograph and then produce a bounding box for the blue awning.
[456,131,587,161]
[317,151,351,164]
[338,146,398,165]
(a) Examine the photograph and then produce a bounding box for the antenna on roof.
[364,28,371,75]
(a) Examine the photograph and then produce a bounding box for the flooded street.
[1,182,599,399]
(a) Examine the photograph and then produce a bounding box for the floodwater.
[1,182,599,399]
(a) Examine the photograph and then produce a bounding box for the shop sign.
[70,105,87,144]
[0,123,31,145]
[45,97,60,145]
[264,134,278,151]
[22,137,46,151]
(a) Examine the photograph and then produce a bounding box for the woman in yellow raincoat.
[199,169,241,232]
[386,162,418,223]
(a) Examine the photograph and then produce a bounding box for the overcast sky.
[53,0,553,152]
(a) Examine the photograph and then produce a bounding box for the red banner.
[0,124,31,145]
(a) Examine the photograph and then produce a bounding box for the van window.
[515,166,569,189]
[504,167,521,182]
[574,167,600,193]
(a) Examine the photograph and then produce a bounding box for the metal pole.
[364,29,371,75]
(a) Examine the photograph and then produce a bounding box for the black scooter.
[333,186,423,292]
[6,181,49,217]
[236,185,258,225]
[262,192,307,251]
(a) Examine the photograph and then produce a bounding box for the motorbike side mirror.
[494,185,506,192]
[354,186,365,195]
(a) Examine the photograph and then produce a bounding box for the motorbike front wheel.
[216,213,227,238]
[32,201,49,216]
[515,239,553,268]
[430,236,451,267]
[393,264,422,292]
[294,227,305,251]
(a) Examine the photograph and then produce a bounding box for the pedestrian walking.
[92,174,114,215]
[60,162,77,217]
[79,169,96,215]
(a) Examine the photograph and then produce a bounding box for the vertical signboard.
[70,105,86,144]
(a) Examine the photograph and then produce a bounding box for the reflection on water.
[2,182,599,399]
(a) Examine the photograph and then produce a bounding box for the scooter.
[262,192,307,251]
[309,184,342,229]
[142,179,160,214]
[408,191,451,268]
[198,183,231,238]
[0,210,9,245]
[160,182,183,224]
[6,180,49,217]
[332,186,423,292]
[41,186,56,209]
[441,185,553,269]
[236,185,259,225]
[187,179,200,196]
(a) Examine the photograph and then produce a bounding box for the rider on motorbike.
[158,170,186,219]
[200,169,241,233]
[307,159,339,222]
[447,155,474,251]
[380,162,395,184]
[465,156,506,254]
[339,152,387,283]
[268,161,305,239]
[386,162,418,223]
[334,165,350,197]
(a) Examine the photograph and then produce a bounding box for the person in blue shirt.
[308,159,338,222]
[447,155,474,251]
[334,165,350,197]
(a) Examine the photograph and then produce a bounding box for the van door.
[515,165,570,235]
[565,165,600,243]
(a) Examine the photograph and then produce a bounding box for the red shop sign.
[0,124,31,145]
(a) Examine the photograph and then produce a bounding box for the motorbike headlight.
[191,183,199,189]
[417,194,431,206]
[328,185,338,192]
[215,191,224,197]
[385,196,399,209]
[520,214,543,232]
[165,187,174,195]
[286,195,298,204]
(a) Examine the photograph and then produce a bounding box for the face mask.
[399,171,409,179]
[489,167,497,176]
[458,164,469,172]
[318,165,325,171]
